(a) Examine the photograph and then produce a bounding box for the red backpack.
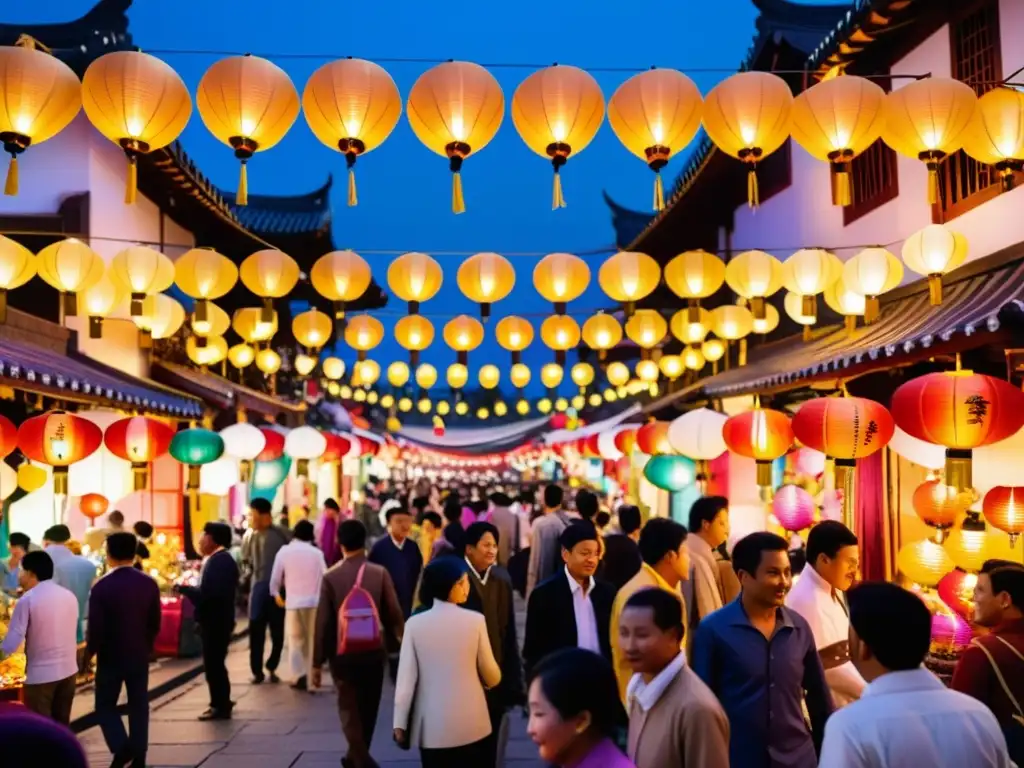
[336,563,383,655]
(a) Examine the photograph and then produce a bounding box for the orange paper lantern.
[982,486,1024,546]
[613,428,637,455]
[636,421,673,456]
[104,416,175,490]
[79,492,109,521]
[0,414,16,458]
[17,410,103,494]
[723,408,794,486]
[913,479,969,534]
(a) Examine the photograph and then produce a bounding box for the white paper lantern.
[0,462,16,501]
[285,425,327,477]
[67,409,131,498]
[889,425,945,470]
[200,457,240,497]
[597,428,625,461]
[668,408,728,460]
[974,425,1024,496]
[220,423,267,461]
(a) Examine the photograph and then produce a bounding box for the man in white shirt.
[0,550,79,724]
[787,520,866,707]
[819,582,1012,768]
[269,519,326,691]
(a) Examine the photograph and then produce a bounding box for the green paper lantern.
[643,454,697,493]
[169,428,225,488]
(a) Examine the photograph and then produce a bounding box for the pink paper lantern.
[793,447,826,477]
[930,610,972,650]
[773,484,815,532]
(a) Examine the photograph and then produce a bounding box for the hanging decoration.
[220,422,267,482]
[636,420,673,456]
[901,224,968,305]
[540,315,581,366]
[982,486,1024,547]
[773,484,815,532]
[781,248,842,323]
[0,235,35,323]
[284,425,327,477]
[667,407,727,487]
[962,86,1024,191]
[174,247,238,326]
[79,492,109,521]
[17,410,103,495]
[823,275,866,334]
[388,251,443,315]
[343,314,385,361]
[724,250,783,320]
[134,294,186,348]
[897,538,954,589]
[643,454,696,492]
[495,316,534,365]
[581,313,622,360]
[394,314,434,368]
[624,309,667,358]
[35,238,104,317]
[169,428,225,489]
[913,479,968,541]
[81,275,122,339]
[443,314,485,366]
[664,250,726,323]
[456,252,515,320]
[722,407,794,488]
[841,247,903,323]
[944,513,992,573]
[533,252,590,314]
[239,250,299,322]
[110,246,175,317]
[670,307,710,346]
[310,249,372,330]
[598,250,661,318]
[103,416,175,490]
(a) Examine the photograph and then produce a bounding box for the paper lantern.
[635,359,660,383]
[541,315,581,365]
[320,432,352,464]
[824,275,867,334]
[644,455,696,492]
[17,462,46,493]
[891,371,1024,492]
[509,364,531,391]
[614,428,637,455]
[174,248,238,325]
[310,250,372,324]
[597,429,625,461]
[898,538,954,588]
[18,410,103,494]
[791,76,886,205]
[570,362,595,390]
[668,407,727,463]
[782,248,842,321]
[533,253,590,314]
[133,294,185,347]
[901,224,968,306]
[189,302,229,341]
[608,68,702,210]
[702,72,793,207]
[882,77,977,204]
[289,309,330,351]
[394,314,434,367]
[322,357,346,381]
[343,314,385,360]
[35,238,104,317]
[913,478,968,535]
[794,446,827,477]
[79,492,109,521]
[252,455,291,496]
[82,51,191,203]
[294,353,317,378]
[512,65,604,208]
[81,274,122,339]
[889,425,945,470]
[624,309,667,352]
[186,334,227,367]
[709,305,753,342]
[664,250,726,322]
[540,363,564,391]
[937,567,977,619]
[109,246,174,317]
[457,252,515,319]
[104,416,175,490]
[494,316,534,366]
[944,514,993,573]
[792,396,894,461]
[670,307,710,346]
[0,463,14,501]
[257,428,286,462]
[169,428,225,488]
[407,61,503,213]
[842,247,903,323]
[442,362,466,390]
[255,348,281,375]
[0,234,35,322]
[198,457,239,497]
[239,250,299,321]
[443,315,485,366]
[232,306,277,344]
[381,361,408,389]
[415,363,437,390]
[226,343,253,370]
[478,365,501,390]
[303,58,401,206]
[581,313,622,360]
[751,303,780,335]
[681,346,705,372]
[773,484,815,532]
[982,486,1024,546]
[197,55,299,206]
[962,86,1024,190]
[284,425,327,477]
[598,251,660,316]
[353,359,381,388]
[606,362,630,388]
[636,421,673,456]
[515,400,529,416]
[220,422,266,482]
[388,252,443,314]
[0,414,15,458]
[658,354,684,381]
[723,408,794,486]
[783,291,817,341]
[725,250,783,320]
[931,609,973,652]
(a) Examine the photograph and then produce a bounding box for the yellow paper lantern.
[0,38,82,196]
[608,68,702,210]
[344,314,385,359]
[190,302,229,340]
[606,361,630,387]
[436,400,451,416]
[569,395,584,410]
[476,406,490,420]
[387,361,410,388]
[310,250,372,321]
[571,362,595,389]
[510,363,532,390]
[784,291,817,341]
[394,314,434,366]
[963,86,1024,190]
[541,363,564,390]
[81,274,121,339]
[540,315,581,365]
[701,337,726,364]
[495,316,534,353]
[415,363,438,390]
[781,248,842,319]
[446,363,468,389]
[82,51,191,204]
[110,246,174,316]
[725,250,784,320]
[588,393,602,408]
[292,309,332,350]
[790,75,886,206]
[455,400,469,416]
[897,538,954,588]
[302,58,402,206]
[239,250,299,322]
[882,77,978,204]
[598,251,660,316]
[751,303,780,335]
[516,399,531,415]
[533,252,590,313]
[555,398,569,412]
[710,305,753,341]
[196,55,299,205]
[17,463,46,493]
[901,224,968,306]
[656,354,682,380]
[537,398,552,414]
[702,71,793,207]
[174,248,237,325]
[842,247,903,323]
[496,400,511,417]
[294,353,318,378]
[232,307,277,344]
[354,359,381,387]
[636,358,660,383]
[664,250,726,322]
[396,396,412,413]
[36,238,104,317]
[187,334,227,367]
[478,364,501,390]
[512,65,604,209]
[133,294,185,346]
[407,61,504,214]
[682,347,705,371]
[322,356,345,380]
[0,234,35,322]
[944,515,994,573]
[669,307,710,345]
[443,315,486,365]
[457,252,515,319]
[228,343,255,369]
[824,275,866,334]
[624,309,667,350]
[379,392,393,407]
[388,252,443,314]
[417,398,432,414]
[582,313,623,359]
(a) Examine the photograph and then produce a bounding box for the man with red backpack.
[314,519,404,768]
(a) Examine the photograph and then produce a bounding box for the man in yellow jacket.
[610,517,691,703]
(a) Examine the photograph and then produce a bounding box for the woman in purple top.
[315,498,342,567]
[527,647,635,768]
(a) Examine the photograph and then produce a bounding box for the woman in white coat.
[393,555,501,767]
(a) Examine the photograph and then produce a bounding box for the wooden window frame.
[842,73,899,226]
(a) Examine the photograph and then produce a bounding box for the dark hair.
[108,510,124,526]
[732,532,789,578]
[21,551,54,581]
[624,587,685,642]
[560,520,598,552]
[530,648,626,740]
[981,559,1021,574]
[250,498,273,516]
[543,484,564,509]
[848,582,931,671]
[490,492,513,507]
[595,511,611,529]
[293,519,315,542]
[688,496,728,534]
[988,565,1024,609]
[806,521,858,567]
[204,522,233,549]
[8,533,30,550]
[385,503,411,522]
[638,518,687,566]
[419,556,469,609]
[465,521,499,549]
[323,498,340,512]
[412,496,430,512]
[106,532,139,562]
[618,505,642,535]
[575,490,598,521]
[43,525,71,544]
[418,510,443,530]
[470,498,488,516]
[133,521,154,539]
[338,519,367,552]
[443,497,463,523]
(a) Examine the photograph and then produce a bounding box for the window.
[845,139,899,225]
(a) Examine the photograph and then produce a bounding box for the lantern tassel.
[124,157,137,205]
[452,171,466,214]
[739,338,748,367]
[747,168,760,209]
[927,164,939,205]
[928,274,943,305]
[832,167,851,206]
[347,167,358,207]
[552,169,566,210]
[803,325,812,342]
[0,289,6,324]
[653,172,665,212]
[865,296,880,324]
[4,155,17,196]
[844,315,856,335]
[237,161,248,206]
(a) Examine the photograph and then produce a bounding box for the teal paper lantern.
[169,428,225,488]
[643,455,697,493]
[251,455,291,500]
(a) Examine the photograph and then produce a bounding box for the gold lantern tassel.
[237,161,248,206]
[4,155,18,196]
[747,168,760,209]
[927,163,939,205]
[832,166,851,206]
[653,172,665,212]
[845,315,856,335]
[865,296,879,324]
[928,274,943,305]
[803,325,812,342]
[739,338,748,367]
[452,171,466,214]
[347,167,358,207]
[124,157,137,205]
[552,169,566,210]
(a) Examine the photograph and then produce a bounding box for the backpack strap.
[355,563,367,588]
[970,638,1024,725]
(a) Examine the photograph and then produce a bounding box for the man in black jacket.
[523,521,614,677]
[464,522,525,768]
[597,504,643,592]
[177,522,239,721]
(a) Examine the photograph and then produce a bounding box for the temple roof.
[222,177,334,237]
[602,191,656,250]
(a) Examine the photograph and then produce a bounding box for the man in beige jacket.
[682,497,731,642]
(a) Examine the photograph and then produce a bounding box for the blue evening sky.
[15,0,845,396]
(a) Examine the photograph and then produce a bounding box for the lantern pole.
[836,459,856,531]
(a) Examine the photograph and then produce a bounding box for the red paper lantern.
[614,428,637,455]
[257,427,286,461]
[792,397,894,460]
[320,432,353,464]
[0,414,16,459]
[722,408,794,486]
[636,421,673,455]
[18,410,103,494]
[104,416,175,490]
[937,568,976,619]
[359,436,380,457]
[891,371,1024,492]
[79,492,109,521]
[982,486,1024,546]
[549,413,568,429]
[585,434,602,458]
[912,479,968,534]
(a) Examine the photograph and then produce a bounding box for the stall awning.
[543,404,641,444]
[0,336,204,418]
[396,416,551,455]
[152,362,306,422]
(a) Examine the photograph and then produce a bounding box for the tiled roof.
[221,177,334,237]
[806,0,920,77]
[152,362,306,420]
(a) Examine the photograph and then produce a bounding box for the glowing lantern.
[516,400,530,416]
[682,347,705,371]
[702,338,727,367]
[512,65,604,208]
[457,252,515,319]
[240,250,299,322]
[533,252,590,314]
[256,348,281,376]
[436,401,451,417]
[670,307,710,346]
[913,479,968,537]
[784,292,818,341]
[598,251,660,317]
[104,415,175,490]
[394,314,434,367]
[302,58,401,206]
[897,539,954,588]
[541,315,581,365]
[386,361,410,389]
[823,275,867,334]
[891,370,1024,492]
[702,72,793,207]
[901,224,968,305]
[81,275,122,339]
[388,252,443,314]
[292,309,332,351]
[709,305,753,342]
[294,354,318,378]
[668,407,727,464]
[0,415,15,458]
[0,235,34,322]
[773,484,815,532]
[842,247,903,323]
[791,76,886,205]
[751,304,780,335]
[197,55,299,206]
[644,455,696,492]
[581,313,622,360]
[624,310,667,353]
[174,248,238,325]
[446,363,468,390]
[82,51,191,203]
[608,68,702,210]
[18,410,103,494]
[79,492,109,521]
[344,314,385,360]
[169,428,224,489]
[284,425,327,477]
[353,359,381,388]
[540,363,564,391]
[725,250,783,320]
[944,513,993,573]
[257,428,286,462]
[722,408,794,486]
[415,363,438,390]
[782,248,842,321]
[407,61,504,213]
[982,486,1024,546]
[571,362,595,390]
[187,334,227,367]
[36,238,104,317]
[477,407,490,420]
[664,250,726,322]
[443,315,485,366]
[606,361,630,387]
[455,400,470,416]
[937,568,977,619]
[110,246,174,316]
[931,608,973,651]
[510,363,531,390]
[319,431,353,463]
[220,422,266,482]
[419,398,434,415]
[232,307,277,344]
[189,302,229,342]
[17,463,46,493]
[635,359,659,383]
[890,426,946,470]
[310,250,372,324]
[658,355,683,381]
[478,364,501,390]
[134,294,185,347]
[882,77,977,204]
[962,86,1024,190]
[636,421,672,456]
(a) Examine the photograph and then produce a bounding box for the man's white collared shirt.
[565,566,600,654]
[269,540,326,610]
[626,652,686,712]
[466,557,493,586]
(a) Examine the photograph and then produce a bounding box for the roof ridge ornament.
[15,34,51,53]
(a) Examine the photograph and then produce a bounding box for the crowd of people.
[1,477,1022,768]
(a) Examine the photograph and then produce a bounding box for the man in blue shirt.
[43,525,98,646]
[692,531,834,768]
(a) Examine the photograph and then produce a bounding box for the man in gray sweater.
[242,498,290,683]
[526,484,571,596]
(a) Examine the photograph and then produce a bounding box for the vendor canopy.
[396,416,550,455]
